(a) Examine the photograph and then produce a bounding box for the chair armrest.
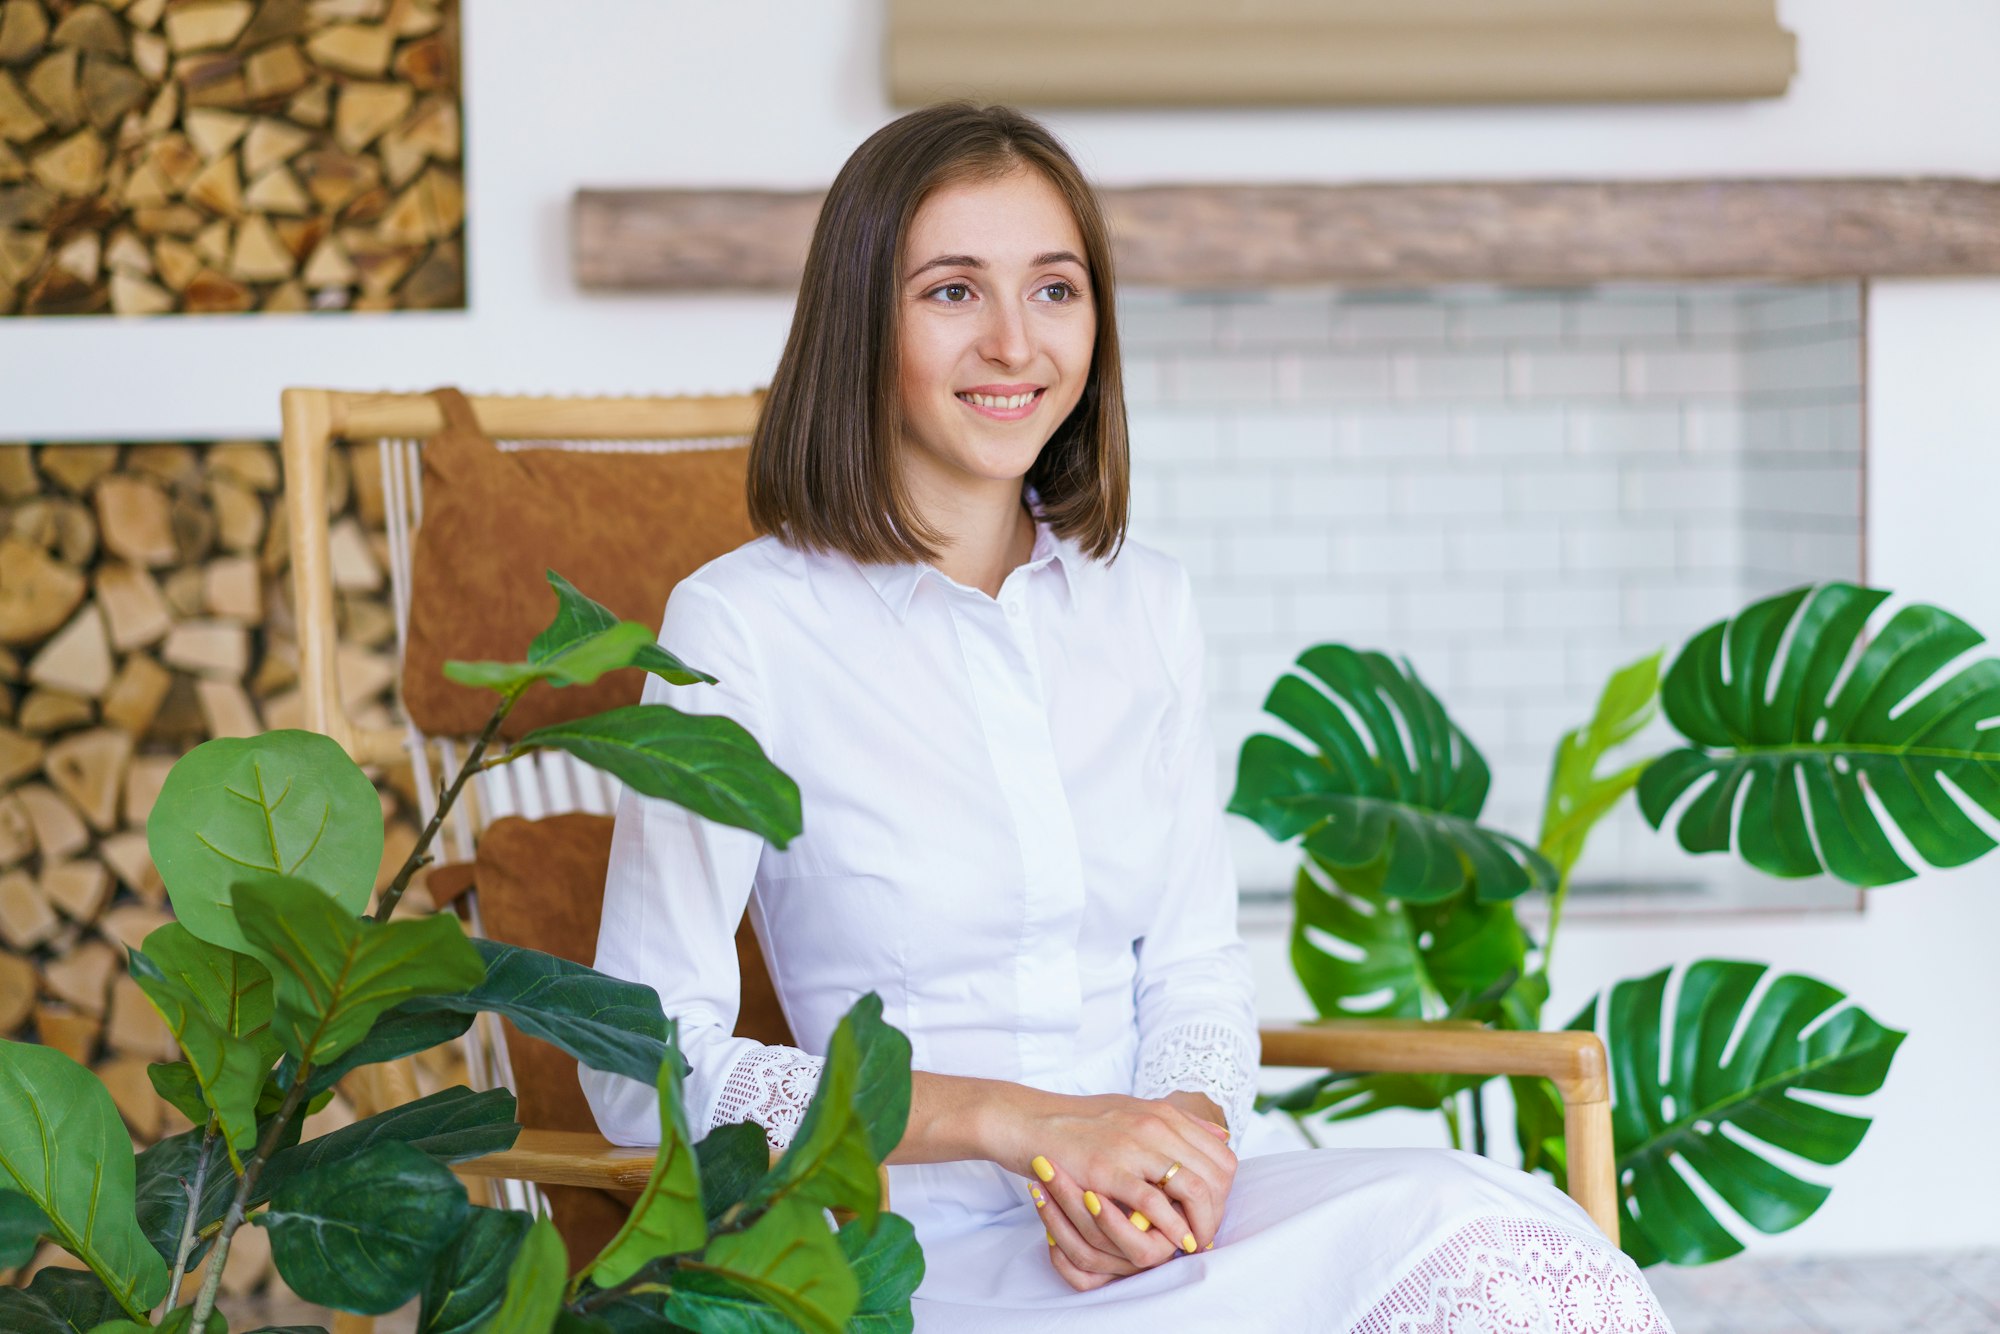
[456,1129,661,1190]
[1256,1019,1618,1243]
[456,1128,895,1213]
[1258,1019,1607,1102]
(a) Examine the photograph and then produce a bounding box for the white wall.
[2,0,1995,1255]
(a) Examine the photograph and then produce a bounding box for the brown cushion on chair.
[472,812,797,1143]
[402,386,759,740]
[472,811,795,1270]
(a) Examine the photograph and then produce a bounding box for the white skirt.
[902,1112,1678,1333]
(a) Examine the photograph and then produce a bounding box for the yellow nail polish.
[1205,1241,1214,1250]
[1083,1190,1101,1217]
[1032,1187,1045,1207]
[1131,1211,1151,1232]
[1181,1233,1197,1253]
[1046,1230,1056,1245]
[1032,1156,1054,1183]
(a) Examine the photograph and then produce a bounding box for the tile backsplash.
[1120,282,1865,915]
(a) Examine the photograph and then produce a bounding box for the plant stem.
[160,1119,220,1316]
[186,1061,316,1331]
[371,688,522,923]
[1469,1082,1487,1158]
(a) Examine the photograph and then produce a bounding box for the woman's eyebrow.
[904,250,1086,281]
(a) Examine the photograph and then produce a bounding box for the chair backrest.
[280,386,767,856]
[279,386,792,1114]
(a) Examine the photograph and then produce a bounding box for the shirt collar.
[860,489,1079,622]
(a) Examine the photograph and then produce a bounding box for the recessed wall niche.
[0,0,463,316]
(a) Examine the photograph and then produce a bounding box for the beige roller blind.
[886,0,1796,107]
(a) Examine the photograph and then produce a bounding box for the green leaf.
[135,1117,302,1267]
[670,1198,857,1334]
[139,922,277,1040]
[696,1122,771,1224]
[1538,650,1662,881]
[515,705,801,848]
[839,1212,923,1333]
[419,1207,533,1334]
[289,1007,475,1099]
[481,1215,569,1334]
[231,872,485,1068]
[259,1086,519,1207]
[592,1023,707,1286]
[127,946,269,1171]
[146,1062,211,1126]
[393,940,675,1086]
[0,1187,48,1268]
[1588,959,1906,1266]
[444,570,716,694]
[147,730,385,953]
[0,1040,169,1319]
[749,993,910,1229]
[1639,582,2000,886]
[1283,856,1528,1120]
[1228,646,1556,903]
[90,1308,226,1334]
[258,1140,469,1315]
[0,1269,130,1334]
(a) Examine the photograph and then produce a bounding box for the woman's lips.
[955,387,1045,421]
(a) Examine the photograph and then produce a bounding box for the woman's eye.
[932,283,971,303]
[1039,281,1079,302]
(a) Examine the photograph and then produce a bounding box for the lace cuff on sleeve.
[1133,1019,1259,1145]
[712,1046,825,1151]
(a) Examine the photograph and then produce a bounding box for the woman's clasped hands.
[1019,1091,1236,1292]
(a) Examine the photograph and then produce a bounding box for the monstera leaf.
[1230,645,1556,903]
[1639,582,2000,886]
[1270,853,1530,1122]
[1585,960,1904,1266]
[1540,650,1663,885]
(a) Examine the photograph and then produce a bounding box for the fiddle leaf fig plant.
[0,569,922,1332]
[1236,581,1949,1266]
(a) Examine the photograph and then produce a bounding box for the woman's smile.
[956,385,1047,421]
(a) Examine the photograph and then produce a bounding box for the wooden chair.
[279,386,1619,1331]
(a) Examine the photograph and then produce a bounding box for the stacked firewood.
[0,0,462,315]
[0,439,469,1298]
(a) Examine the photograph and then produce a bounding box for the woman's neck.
[912,481,1038,601]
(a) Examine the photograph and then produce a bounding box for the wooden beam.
[573,178,2000,292]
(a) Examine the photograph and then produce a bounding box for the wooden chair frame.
[280,386,1619,1327]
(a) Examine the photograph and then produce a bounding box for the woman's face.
[895,167,1096,505]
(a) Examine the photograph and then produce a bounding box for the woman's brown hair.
[747,101,1129,566]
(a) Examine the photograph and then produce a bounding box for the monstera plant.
[0,572,923,1332]
[1231,581,1990,1266]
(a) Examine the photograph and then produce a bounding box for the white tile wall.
[1118,282,1866,913]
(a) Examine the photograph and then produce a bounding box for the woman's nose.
[978,299,1033,368]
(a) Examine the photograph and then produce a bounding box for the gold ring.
[1158,1160,1181,1186]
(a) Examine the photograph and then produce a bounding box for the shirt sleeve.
[577,577,825,1153]
[1129,563,1262,1143]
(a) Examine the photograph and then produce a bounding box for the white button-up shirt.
[581,500,1259,1227]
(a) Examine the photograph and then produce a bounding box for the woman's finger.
[1047,1236,1119,1292]
[1159,1161,1225,1251]
[1093,1185,1182,1267]
[1108,1170,1198,1258]
[1033,1155,1134,1274]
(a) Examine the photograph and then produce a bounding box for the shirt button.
[1005,601,1023,619]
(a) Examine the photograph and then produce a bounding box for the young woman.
[582,102,1675,1331]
